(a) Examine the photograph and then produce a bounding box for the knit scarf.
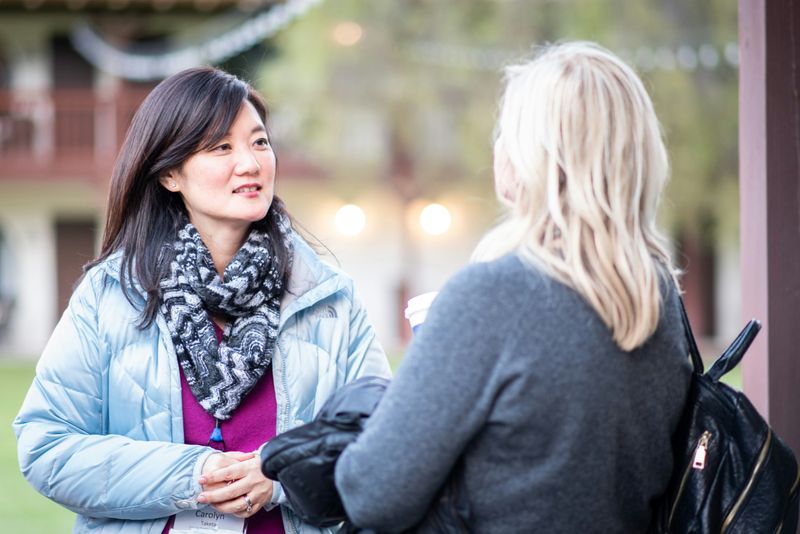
[159,217,292,421]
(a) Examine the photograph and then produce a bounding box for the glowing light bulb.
[419,203,451,236]
[332,22,363,47]
[335,204,366,236]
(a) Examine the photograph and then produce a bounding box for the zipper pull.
[692,431,711,470]
[207,419,227,451]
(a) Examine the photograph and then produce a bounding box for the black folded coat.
[260,375,470,533]
[260,375,390,528]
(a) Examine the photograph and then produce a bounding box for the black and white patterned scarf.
[159,217,293,421]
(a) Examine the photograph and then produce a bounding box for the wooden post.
[739,0,800,459]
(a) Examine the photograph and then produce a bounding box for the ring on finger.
[243,495,253,514]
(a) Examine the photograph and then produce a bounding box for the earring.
[170,181,177,187]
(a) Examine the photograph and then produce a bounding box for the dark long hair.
[86,67,292,328]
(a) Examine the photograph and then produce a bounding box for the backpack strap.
[706,319,761,381]
[677,292,762,382]
[677,295,705,375]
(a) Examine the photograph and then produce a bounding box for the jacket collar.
[279,233,347,329]
[97,250,146,306]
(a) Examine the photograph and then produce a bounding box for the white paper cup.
[404,291,438,335]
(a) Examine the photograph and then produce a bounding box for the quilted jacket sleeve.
[13,271,216,520]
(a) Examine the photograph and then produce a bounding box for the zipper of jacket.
[774,468,800,534]
[721,430,773,533]
[668,430,711,528]
[274,337,299,534]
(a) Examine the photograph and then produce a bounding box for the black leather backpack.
[651,302,800,533]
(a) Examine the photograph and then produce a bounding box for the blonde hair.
[473,41,678,351]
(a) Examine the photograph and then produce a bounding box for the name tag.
[170,507,246,533]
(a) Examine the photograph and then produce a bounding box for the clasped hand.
[198,451,273,518]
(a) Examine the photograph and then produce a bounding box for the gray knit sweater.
[335,254,692,533]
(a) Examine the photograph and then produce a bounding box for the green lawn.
[719,361,742,390]
[0,362,75,533]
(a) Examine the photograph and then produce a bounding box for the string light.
[698,44,720,69]
[335,204,366,236]
[332,21,363,47]
[419,203,451,236]
[676,45,698,71]
[71,0,325,81]
[405,41,739,73]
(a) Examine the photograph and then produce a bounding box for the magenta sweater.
[162,324,284,533]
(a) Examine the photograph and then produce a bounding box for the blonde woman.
[334,42,692,532]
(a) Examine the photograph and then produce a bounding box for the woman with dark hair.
[14,67,390,534]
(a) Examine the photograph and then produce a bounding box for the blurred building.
[0,0,485,358]
[0,0,337,356]
[0,5,127,356]
[0,0,744,359]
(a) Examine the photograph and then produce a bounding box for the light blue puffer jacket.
[14,233,391,534]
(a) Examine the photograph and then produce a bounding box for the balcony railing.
[0,88,149,182]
